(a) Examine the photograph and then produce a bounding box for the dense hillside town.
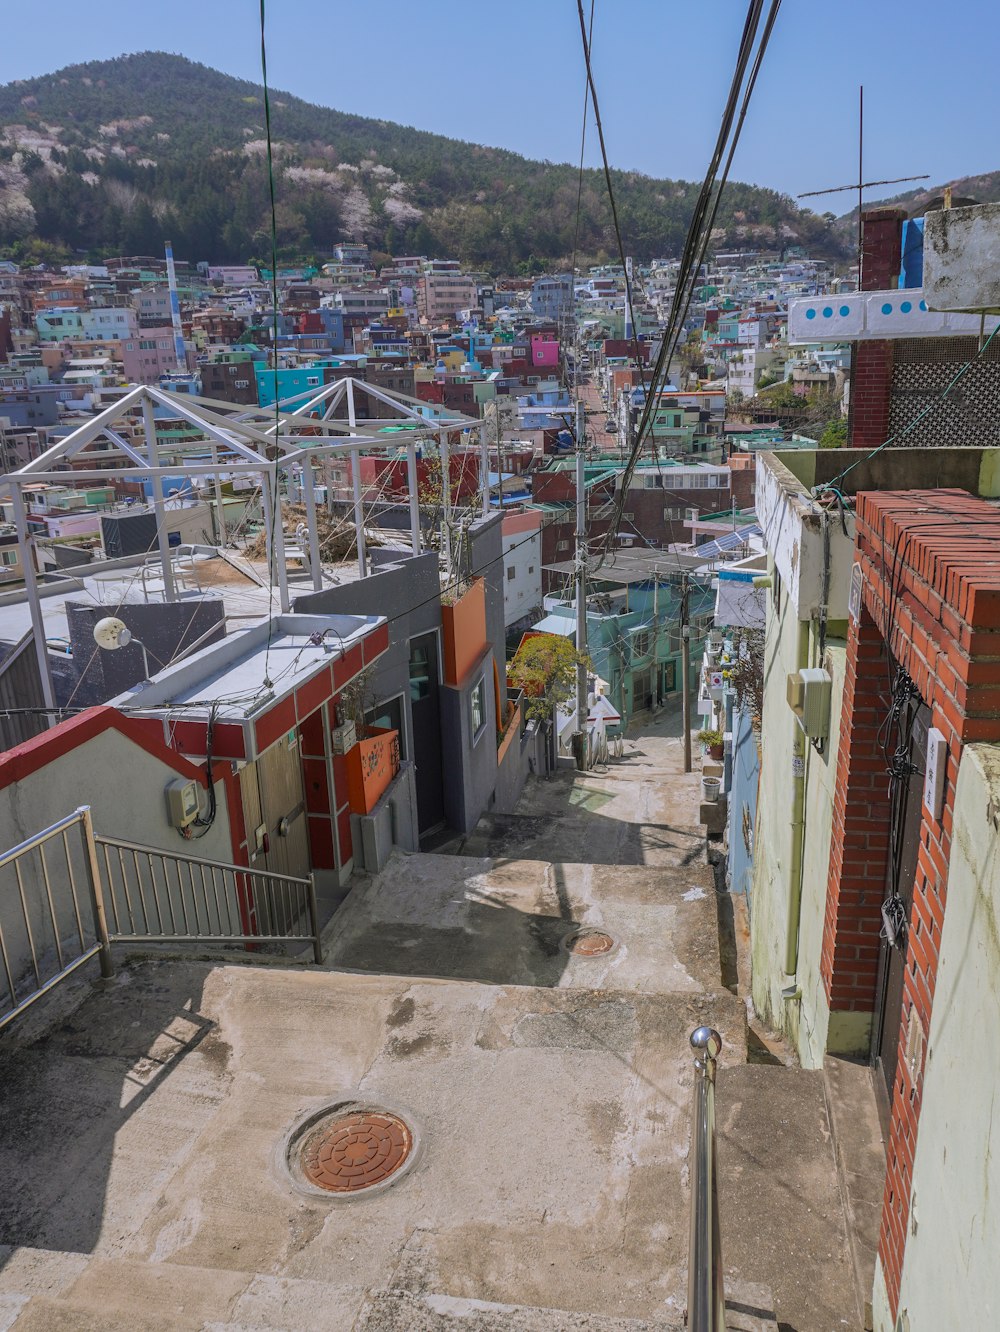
[2,14,1000,1332]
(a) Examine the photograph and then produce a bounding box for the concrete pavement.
[0,717,859,1331]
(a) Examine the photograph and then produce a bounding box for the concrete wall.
[440,647,498,834]
[294,551,441,766]
[0,725,233,997]
[873,744,1000,1332]
[296,521,510,840]
[350,762,419,873]
[466,512,506,709]
[726,705,760,902]
[62,599,227,707]
[792,637,848,1067]
[748,561,851,1065]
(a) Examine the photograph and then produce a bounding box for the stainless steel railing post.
[688,1025,724,1332]
[78,806,114,980]
[307,872,323,966]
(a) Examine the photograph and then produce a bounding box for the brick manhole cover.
[297,1108,413,1194]
[564,928,616,957]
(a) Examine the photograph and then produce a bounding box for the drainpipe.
[784,618,810,980]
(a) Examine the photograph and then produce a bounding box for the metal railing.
[0,807,113,1032]
[94,834,323,965]
[688,1025,725,1332]
[1,807,323,1031]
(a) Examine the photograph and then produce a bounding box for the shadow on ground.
[0,963,219,1268]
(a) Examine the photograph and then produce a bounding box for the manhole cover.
[297,1108,414,1194]
[565,929,615,957]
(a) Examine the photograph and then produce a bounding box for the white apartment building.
[502,510,543,628]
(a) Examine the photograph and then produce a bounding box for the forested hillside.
[0,52,846,269]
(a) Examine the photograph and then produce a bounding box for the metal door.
[872,698,929,1133]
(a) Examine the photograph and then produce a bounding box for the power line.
[593,0,779,563]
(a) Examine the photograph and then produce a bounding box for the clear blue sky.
[1,0,996,206]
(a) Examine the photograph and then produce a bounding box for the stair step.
[354,1290,684,1331]
[458,811,706,871]
[355,1289,777,1331]
[714,1065,859,1331]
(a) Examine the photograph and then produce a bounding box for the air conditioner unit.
[786,668,832,739]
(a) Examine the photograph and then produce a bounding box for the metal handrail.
[688,1026,725,1332]
[0,806,113,1032]
[1,806,325,1032]
[94,832,323,964]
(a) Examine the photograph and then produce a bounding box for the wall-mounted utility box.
[331,720,357,755]
[786,668,832,739]
[165,777,200,828]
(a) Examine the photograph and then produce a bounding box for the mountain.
[0,51,847,271]
[837,169,1000,234]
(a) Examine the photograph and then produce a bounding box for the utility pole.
[574,396,589,770]
[681,572,692,773]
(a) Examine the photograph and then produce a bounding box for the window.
[470,677,487,738]
[408,633,438,702]
[234,379,249,389]
[507,567,516,581]
[632,630,650,657]
[557,540,570,552]
[307,376,320,386]
[364,695,405,759]
[527,565,534,575]
[0,549,18,566]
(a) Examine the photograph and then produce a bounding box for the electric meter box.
[331,720,357,755]
[166,777,200,829]
[786,668,832,739]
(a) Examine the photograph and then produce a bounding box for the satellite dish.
[93,616,132,651]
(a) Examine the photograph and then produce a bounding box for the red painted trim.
[0,706,209,792]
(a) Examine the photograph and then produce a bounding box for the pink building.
[121,328,191,383]
[530,334,559,369]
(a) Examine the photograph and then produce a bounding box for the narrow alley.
[0,714,862,1332]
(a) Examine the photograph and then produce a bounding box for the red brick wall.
[821,602,891,1012]
[861,208,905,292]
[849,340,894,448]
[822,488,1000,1318]
[848,207,905,449]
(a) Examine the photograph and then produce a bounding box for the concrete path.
[0,718,858,1331]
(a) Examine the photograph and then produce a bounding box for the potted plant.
[697,727,725,760]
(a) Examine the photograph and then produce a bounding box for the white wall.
[873,743,1000,1332]
[0,726,233,997]
[502,527,542,627]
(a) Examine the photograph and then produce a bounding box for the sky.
[1,0,997,208]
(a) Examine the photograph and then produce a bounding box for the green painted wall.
[749,570,851,1067]
[873,744,1000,1331]
[749,569,805,1037]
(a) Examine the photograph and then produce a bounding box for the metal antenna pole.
[857,85,864,286]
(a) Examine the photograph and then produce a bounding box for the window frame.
[470,675,488,743]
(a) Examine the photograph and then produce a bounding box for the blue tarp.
[899,218,924,289]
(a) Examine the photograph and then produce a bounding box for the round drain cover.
[298,1108,413,1194]
[566,929,615,957]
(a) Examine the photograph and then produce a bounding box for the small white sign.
[923,727,947,821]
[849,562,863,625]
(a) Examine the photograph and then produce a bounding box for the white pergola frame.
[0,377,489,716]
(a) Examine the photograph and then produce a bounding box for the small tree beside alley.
[509,633,590,725]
